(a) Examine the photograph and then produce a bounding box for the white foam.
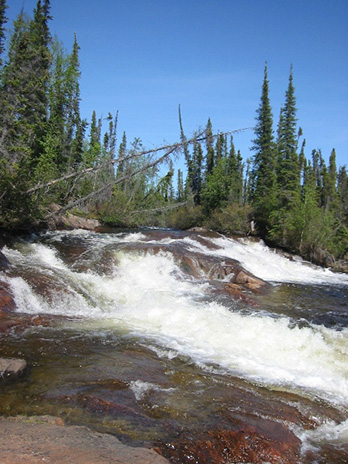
[2,234,348,406]
[299,418,348,455]
[193,235,348,285]
[129,380,175,401]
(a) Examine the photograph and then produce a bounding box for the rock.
[0,357,28,382]
[47,203,102,231]
[0,250,10,271]
[155,425,300,464]
[230,267,270,293]
[0,415,169,464]
[0,284,16,311]
[52,213,101,231]
[223,282,248,301]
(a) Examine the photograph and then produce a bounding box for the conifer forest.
[0,0,347,269]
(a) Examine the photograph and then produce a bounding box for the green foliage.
[205,203,252,236]
[250,63,277,233]
[201,157,231,213]
[0,0,7,66]
[0,5,346,272]
[167,205,204,230]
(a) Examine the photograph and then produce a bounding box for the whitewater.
[2,229,348,409]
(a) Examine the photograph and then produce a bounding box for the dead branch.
[46,142,181,218]
[27,127,251,195]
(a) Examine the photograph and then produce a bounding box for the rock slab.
[0,416,169,464]
[0,358,27,381]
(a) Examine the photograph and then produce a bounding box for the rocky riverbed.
[1,228,347,463]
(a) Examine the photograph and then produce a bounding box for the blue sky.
[5,0,348,169]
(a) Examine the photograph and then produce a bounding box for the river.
[0,228,347,463]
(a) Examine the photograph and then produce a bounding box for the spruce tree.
[250,62,277,232]
[0,0,7,67]
[228,138,243,204]
[177,169,185,202]
[116,131,127,180]
[205,118,215,176]
[277,65,300,208]
[191,140,203,205]
[338,166,348,224]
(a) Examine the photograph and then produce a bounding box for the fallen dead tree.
[24,127,251,220]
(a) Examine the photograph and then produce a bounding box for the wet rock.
[0,250,10,271]
[0,415,169,464]
[155,425,300,464]
[230,267,270,293]
[223,282,248,301]
[0,357,28,382]
[0,282,15,311]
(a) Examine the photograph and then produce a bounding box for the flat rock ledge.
[0,358,28,382]
[0,415,169,464]
[47,204,102,231]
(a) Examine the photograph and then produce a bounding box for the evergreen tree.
[215,133,227,163]
[28,0,52,157]
[338,165,348,224]
[176,169,185,202]
[205,118,214,176]
[179,105,195,199]
[325,148,339,212]
[191,140,203,204]
[276,65,300,207]
[228,138,243,204]
[0,1,52,164]
[85,110,102,166]
[0,0,7,67]
[117,131,127,180]
[64,33,84,166]
[250,63,277,232]
[201,157,230,213]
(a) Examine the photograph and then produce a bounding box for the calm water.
[1,228,348,463]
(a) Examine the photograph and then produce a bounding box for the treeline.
[0,1,347,267]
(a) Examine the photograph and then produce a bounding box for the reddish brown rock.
[0,282,15,311]
[232,268,269,291]
[156,425,300,464]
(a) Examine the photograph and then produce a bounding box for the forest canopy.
[0,0,347,268]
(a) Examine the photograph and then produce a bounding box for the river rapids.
[0,228,347,463]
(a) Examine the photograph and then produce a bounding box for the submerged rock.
[155,424,300,464]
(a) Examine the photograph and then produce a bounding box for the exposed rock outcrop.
[0,415,169,464]
[47,204,102,231]
[0,357,28,382]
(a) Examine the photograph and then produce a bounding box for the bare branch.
[46,142,181,218]
[27,127,251,196]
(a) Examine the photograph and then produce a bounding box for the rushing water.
[1,228,348,463]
